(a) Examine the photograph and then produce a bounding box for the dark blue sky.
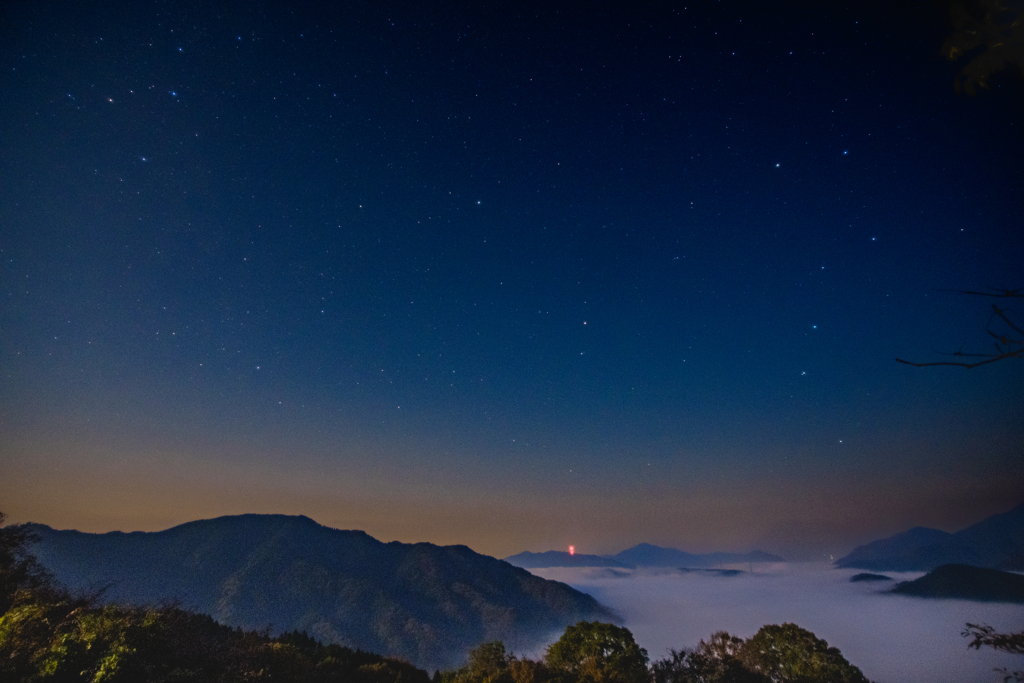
[2,0,1022,559]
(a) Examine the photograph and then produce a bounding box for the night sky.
[2,0,1022,561]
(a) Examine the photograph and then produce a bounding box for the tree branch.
[897,290,1023,367]
[963,623,1024,655]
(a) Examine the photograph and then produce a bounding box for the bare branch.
[959,288,1024,299]
[898,289,1023,368]
[895,350,1023,368]
[991,304,1024,337]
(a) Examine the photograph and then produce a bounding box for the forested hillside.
[2,512,878,683]
[27,514,610,670]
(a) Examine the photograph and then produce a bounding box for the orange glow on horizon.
[569,545,575,555]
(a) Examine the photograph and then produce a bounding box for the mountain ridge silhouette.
[27,513,612,670]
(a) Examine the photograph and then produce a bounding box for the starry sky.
[2,0,1022,561]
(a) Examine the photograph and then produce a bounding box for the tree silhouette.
[896,289,1023,367]
[545,622,650,683]
[964,623,1024,683]
[738,623,870,683]
[942,0,1024,95]
[0,511,56,612]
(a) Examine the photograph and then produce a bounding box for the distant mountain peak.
[504,543,783,569]
[502,550,628,568]
[904,526,952,536]
[835,502,1024,572]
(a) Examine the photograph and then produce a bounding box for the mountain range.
[835,501,1024,572]
[504,543,783,569]
[27,514,612,671]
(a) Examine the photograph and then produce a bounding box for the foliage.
[0,511,432,683]
[439,624,653,683]
[738,623,869,683]
[442,623,874,683]
[651,632,765,683]
[964,623,1024,683]
[0,512,57,614]
[468,641,515,680]
[965,623,1024,655]
[0,598,433,683]
[942,0,1024,95]
[651,634,765,683]
[544,621,650,683]
[439,641,522,683]
[649,626,870,683]
[507,657,552,683]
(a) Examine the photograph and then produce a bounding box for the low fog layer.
[528,564,1021,683]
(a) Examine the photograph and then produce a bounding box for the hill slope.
[891,564,1024,603]
[835,502,1024,571]
[27,514,612,670]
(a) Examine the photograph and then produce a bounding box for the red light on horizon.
[569,545,575,555]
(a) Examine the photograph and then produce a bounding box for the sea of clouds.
[527,563,1022,683]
